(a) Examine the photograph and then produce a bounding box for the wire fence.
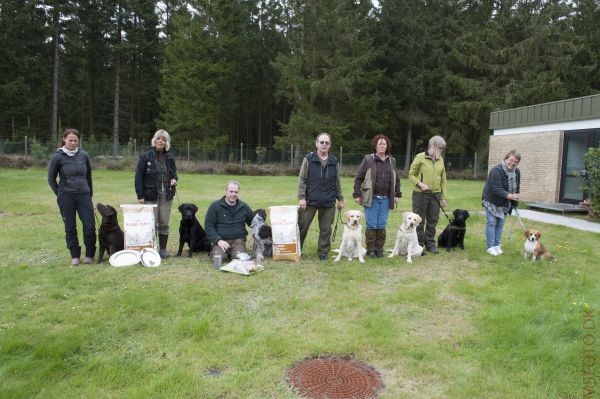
[0,137,488,177]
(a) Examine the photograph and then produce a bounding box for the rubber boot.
[365,229,377,258]
[375,229,386,258]
[159,234,169,258]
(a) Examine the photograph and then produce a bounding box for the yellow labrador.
[333,210,367,263]
[388,211,423,263]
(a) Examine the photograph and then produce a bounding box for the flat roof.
[489,93,600,130]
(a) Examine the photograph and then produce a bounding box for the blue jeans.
[364,196,391,229]
[485,207,505,249]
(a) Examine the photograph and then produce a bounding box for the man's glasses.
[319,141,330,145]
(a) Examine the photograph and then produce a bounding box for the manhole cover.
[286,355,384,399]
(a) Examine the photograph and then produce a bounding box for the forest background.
[2,0,600,164]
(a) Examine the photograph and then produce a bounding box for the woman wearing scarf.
[48,128,96,266]
[482,150,521,256]
[135,129,178,258]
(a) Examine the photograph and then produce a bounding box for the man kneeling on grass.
[204,181,254,261]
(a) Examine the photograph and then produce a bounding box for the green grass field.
[0,168,598,398]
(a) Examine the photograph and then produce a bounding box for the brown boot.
[365,229,376,258]
[375,229,386,258]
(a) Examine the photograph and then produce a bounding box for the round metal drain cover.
[286,355,384,399]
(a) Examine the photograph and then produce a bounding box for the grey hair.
[151,129,171,151]
[428,135,446,160]
[504,149,521,162]
[226,180,241,191]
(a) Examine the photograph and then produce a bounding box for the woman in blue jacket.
[48,128,96,266]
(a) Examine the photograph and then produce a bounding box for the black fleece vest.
[305,152,338,207]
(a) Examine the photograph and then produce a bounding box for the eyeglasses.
[319,141,330,145]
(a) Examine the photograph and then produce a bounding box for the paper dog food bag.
[268,205,301,262]
[121,204,157,250]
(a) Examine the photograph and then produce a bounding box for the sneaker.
[494,246,503,255]
[486,247,498,256]
[83,257,94,264]
[71,258,81,266]
[319,255,328,261]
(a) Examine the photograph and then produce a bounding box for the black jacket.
[305,152,340,207]
[48,148,93,196]
[135,148,178,201]
[482,162,520,210]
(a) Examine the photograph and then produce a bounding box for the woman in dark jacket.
[353,134,401,258]
[482,149,521,256]
[48,128,96,266]
[135,129,178,257]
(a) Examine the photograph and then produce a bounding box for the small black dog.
[251,209,272,263]
[176,203,211,257]
[97,203,124,263]
[437,209,470,250]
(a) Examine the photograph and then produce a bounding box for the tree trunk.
[404,119,413,172]
[51,4,60,142]
[113,1,122,156]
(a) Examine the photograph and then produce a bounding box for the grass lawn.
[0,168,598,398]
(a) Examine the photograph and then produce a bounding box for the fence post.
[291,144,294,167]
[340,147,343,169]
[240,142,243,167]
[474,152,478,178]
[187,140,190,162]
[24,136,28,160]
[12,116,15,140]
[134,138,137,156]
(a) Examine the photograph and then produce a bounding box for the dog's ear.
[535,231,541,239]
[524,229,530,238]
[453,209,459,217]
[178,204,184,213]
[415,214,422,225]
[192,204,198,213]
[464,210,470,218]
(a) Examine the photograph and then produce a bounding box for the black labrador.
[97,203,124,263]
[176,203,211,257]
[437,209,470,251]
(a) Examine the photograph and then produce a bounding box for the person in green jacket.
[408,135,448,254]
[204,181,254,261]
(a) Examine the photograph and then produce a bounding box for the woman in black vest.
[353,134,401,258]
[48,128,96,266]
[135,129,178,257]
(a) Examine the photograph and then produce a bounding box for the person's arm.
[440,161,448,201]
[352,156,369,202]
[336,162,344,209]
[85,153,93,197]
[297,157,309,209]
[134,154,145,201]
[408,154,423,189]
[169,155,178,186]
[297,157,308,200]
[47,155,60,196]
[204,203,222,245]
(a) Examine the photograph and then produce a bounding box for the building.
[489,94,600,208]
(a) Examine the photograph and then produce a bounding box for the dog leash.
[428,191,452,223]
[506,207,527,244]
[331,207,343,243]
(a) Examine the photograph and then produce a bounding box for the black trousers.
[57,192,96,258]
[412,191,441,249]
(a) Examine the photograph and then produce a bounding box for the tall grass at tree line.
[0,168,598,398]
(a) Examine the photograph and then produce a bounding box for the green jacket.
[408,152,447,200]
[204,197,253,245]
